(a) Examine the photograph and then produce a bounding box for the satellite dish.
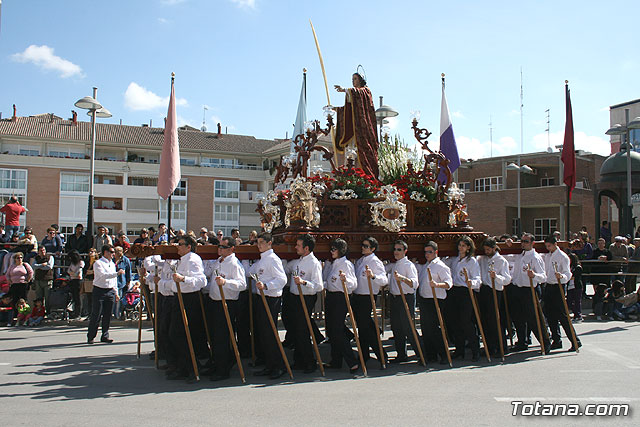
[201,125,207,132]
[547,147,553,153]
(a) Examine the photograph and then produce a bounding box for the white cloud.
[230,0,256,9]
[11,45,83,78]
[451,111,464,119]
[177,115,196,128]
[124,82,188,111]
[157,17,169,24]
[456,135,517,160]
[531,130,610,156]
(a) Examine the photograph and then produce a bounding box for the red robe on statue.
[334,87,379,179]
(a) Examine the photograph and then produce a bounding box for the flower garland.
[330,189,358,200]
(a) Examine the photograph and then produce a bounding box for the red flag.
[157,76,181,200]
[561,83,576,199]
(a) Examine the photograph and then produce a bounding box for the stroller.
[121,282,144,321]
[48,278,72,321]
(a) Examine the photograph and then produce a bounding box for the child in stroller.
[121,281,144,321]
[48,277,73,321]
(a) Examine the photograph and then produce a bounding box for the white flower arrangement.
[330,189,358,200]
[409,191,430,202]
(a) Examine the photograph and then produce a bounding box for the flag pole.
[167,73,175,234]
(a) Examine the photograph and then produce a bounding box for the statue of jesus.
[333,69,379,179]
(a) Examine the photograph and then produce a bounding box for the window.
[94,175,120,185]
[127,198,158,212]
[173,180,187,197]
[49,149,85,159]
[180,157,197,166]
[213,225,237,236]
[59,225,76,241]
[61,172,89,192]
[459,182,470,193]
[0,169,27,190]
[3,143,40,156]
[95,150,120,161]
[512,218,520,236]
[128,177,158,187]
[541,177,555,187]
[201,158,260,170]
[214,180,239,199]
[0,193,26,206]
[474,176,503,192]
[214,204,239,222]
[19,148,40,156]
[534,218,557,240]
[160,201,186,220]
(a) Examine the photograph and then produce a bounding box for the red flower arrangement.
[392,173,437,202]
[331,165,381,199]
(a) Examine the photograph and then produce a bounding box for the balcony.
[94,197,122,210]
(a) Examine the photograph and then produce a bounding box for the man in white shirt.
[389,240,420,364]
[286,234,324,373]
[505,233,550,353]
[248,232,288,380]
[155,253,176,370]
[477,238,511,357]
[87,244,125,344]
[166,235,207,382]
[542,235,581,351]
[206,236,247,380]
[352,237,388,365]
[418,241,452,365]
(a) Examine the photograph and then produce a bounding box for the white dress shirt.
[286,252,324,295]
[157,260,177,296]
[170,251,206,293]
[248,249,287,297]
[388,256,419,295]
[505,249,547,288]
[445,255,481,291]
[143,255,163,293]
[544,248,571,285]
[354,253,388,295]
[207,253,247,301]
[92,256,118,290]
[325,256,357,293]
[477,253,511,291]
[418,257,452,299]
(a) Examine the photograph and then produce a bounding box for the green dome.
[600,149,640,177]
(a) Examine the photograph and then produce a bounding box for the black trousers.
[167,292,205,376]
[325,291,356,368]
[291,293,318,367]
[157,294,173,361]
[390,293,420,358]
[418,296,447,361]
[281,286,294,343]
[208,299,238,376]
[511,285,550,347]
[445,286,479,354]
[68,279,81,318]
[255,294,284,371]
[478,285,506,354]
[87,287,115,341]
[542,283,579,345]
[351,294,384,361]
[236,289,251,357]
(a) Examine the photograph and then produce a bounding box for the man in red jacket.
[1,196,27,239]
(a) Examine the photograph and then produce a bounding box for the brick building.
[457,150,607,239]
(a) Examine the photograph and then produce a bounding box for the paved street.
[0,319,638,426]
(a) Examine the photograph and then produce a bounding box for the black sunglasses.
[393,248,405,252]
[361,244,371,249]
[219,245,232,249]
[424,250,435,254]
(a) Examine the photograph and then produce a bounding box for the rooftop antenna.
[545,108,552,152]
[489,114,493,157]
[201,105,208,132]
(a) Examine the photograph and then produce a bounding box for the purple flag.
[438,85,460,185]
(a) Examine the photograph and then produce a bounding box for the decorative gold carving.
[284,177,324,228]
[369,185,407,233]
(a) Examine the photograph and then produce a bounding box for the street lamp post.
[74,88,111,240]
[506,162,533,236]
[374,96,398,143]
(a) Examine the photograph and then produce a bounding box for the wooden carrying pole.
[394,273,426,367]
[296,282,325,376]
[198,292,214,359]
[340,271,367,376]
[490,276,505,362]
[366,272,386,369]
[175,279,200,381]
[258,286,293,379]
[137,288,144,358]
[218,283,246,383]
[154,275,159,368]
[248,283,255,363]
[553,263,580,353]
[502,289,514,347]
[463,268,491,362]
[427,268,452,368]
[527,267,546,356]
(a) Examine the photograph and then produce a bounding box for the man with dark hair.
[389,239,420,363]
[352,236,388,365]
[166,235,207,382]
[206,236,247,380]
[600,220,612,245]
[87,244,125,344]
[543,235,581,351]
[231,228,242,246]
[93,225,112,251]
[0,196,26,239]
[505,234,550,353]
[248,232,288,379]
[285,234,324,373]
[477,237,511,357]
[66,224,90,255]
[418,241,452,364]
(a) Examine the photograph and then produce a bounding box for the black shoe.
[87,339,94,344]
[512,342,528,352]
[349,364,360,374]
[100,338,114,343]
[254,368,272,377]
[550,340,562,350]
[185,375,199,384]
[210,374,230,381]
[390,355,408,364]
[452,350,464,360]
[543,344,551,355]
[568,341,583,352]
[269,369,285,380]
[148,351,155,360]
[323,362,342,370]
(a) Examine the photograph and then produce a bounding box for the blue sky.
[1,0,638,158]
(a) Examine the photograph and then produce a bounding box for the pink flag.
[157,77,180,200]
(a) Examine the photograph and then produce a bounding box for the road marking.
[0,363,10,366]
[588,347,640,369]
